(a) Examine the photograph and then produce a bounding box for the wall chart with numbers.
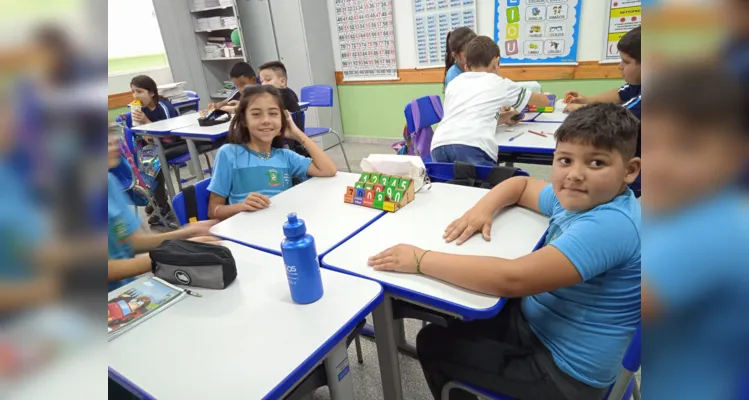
[334,0,398,81]
[494,0,582,65]
[414,0,477,68]
[601,0,641,63]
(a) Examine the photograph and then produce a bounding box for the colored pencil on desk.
[509,132,524,142]
[528,130,548,137]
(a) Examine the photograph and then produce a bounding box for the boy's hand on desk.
[498,107,521,126]
[368,244,425,274]
[564,91,587,104]
[444,206,494,245]
[180,220,218,239]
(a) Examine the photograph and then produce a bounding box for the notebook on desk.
[108,276,186,341]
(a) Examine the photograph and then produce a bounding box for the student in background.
[107,131,218,292]
[564,26,641,120]
[129,75,181,226]
[207,85,337,221]
[431,36,551,166]
[370,103,642,400]
[210,62,257,111]
[258,61,308,157]
[641,64,749,400]
[443,27,477,89]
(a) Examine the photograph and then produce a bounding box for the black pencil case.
[150,240,237,289]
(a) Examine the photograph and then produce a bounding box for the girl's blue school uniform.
[207,144,312,204]
[444,64,463,88]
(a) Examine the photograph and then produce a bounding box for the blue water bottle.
[281,213,324,304]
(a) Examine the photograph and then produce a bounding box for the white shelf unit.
[153,0,249,109]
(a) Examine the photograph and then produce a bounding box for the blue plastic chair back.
[300,85,333,107]
[405,96,443,134]
[425,162,530,183]
[621,324,641,373]
[172,178,212,225]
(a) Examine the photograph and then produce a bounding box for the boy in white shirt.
[431,36,550,165]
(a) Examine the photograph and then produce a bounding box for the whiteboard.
[326,0,612,70]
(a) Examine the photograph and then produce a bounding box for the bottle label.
[285,264,298,285]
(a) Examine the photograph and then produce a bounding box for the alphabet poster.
[494,0,582,65]
[334,0,398,81]
[602,0,641,63]
[413,0,477,68]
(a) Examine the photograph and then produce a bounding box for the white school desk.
[321,183,549,399]
[170,121,230,181]
[497,121,562,166]
[523,98,568,123]
[211,172,385,257]
[108,242,383,400]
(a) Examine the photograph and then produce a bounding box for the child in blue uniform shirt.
[107,132,218,292]
[443,27,476,89]
[207,85,337,220]
[369,103,642,399]
[641,64,749,400]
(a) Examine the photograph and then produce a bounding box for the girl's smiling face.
[244,93,283,143]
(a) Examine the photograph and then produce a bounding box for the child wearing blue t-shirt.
[107,131,218,292]
[443,27,476,89]
[641,64,749,400]
[207,85,337,220]
[369,103,642,399]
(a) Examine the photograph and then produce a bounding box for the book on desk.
[108,276,187,341]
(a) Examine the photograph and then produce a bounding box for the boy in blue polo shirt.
[641,64,749,400]
[368,103,642,399]
[107,132,218,292]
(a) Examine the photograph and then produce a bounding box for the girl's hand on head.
[283,111,303,141]
[368,244,425,274]
[243,193,271,211]
[444,205,494,245]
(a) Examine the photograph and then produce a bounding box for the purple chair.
[300,85,351,171]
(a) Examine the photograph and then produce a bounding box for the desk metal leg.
[323,340,354,399]
[185,139,205,181]
[153,137,176,200]
[372,294,404,400]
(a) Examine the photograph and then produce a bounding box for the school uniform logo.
[114,220,128,244]
[268,169,281,187]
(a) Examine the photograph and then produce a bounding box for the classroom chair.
[401,95,444,161]
[441,324,642,400]
[170,178,366,367]
[300,85,351,171]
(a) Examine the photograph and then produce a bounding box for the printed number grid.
[335,0,398,80]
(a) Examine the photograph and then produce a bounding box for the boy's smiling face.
[552,141,640,212]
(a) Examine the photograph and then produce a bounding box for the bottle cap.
[283,212,306,238]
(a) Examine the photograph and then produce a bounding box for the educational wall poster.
[334,0,398,81]
[494,0,582,65]
[413,0,477,68]
[602,0,641,63]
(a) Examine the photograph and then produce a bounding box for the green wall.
[109,54,169,74]
[109,106,128,122]
[337,78,623,139]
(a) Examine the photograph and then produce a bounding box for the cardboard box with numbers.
[344,171,415,212]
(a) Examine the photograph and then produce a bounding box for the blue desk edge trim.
[498,145,555,155]
[108,366,157,400]
[320,228,549,321]
[265,285,385,399]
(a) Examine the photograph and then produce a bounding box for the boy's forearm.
[108,256,152,282]
[475,176,530,214]
[130,230,189,254]
[420,252,521,297]
[586,88,622,104]
[0,275,60,312]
